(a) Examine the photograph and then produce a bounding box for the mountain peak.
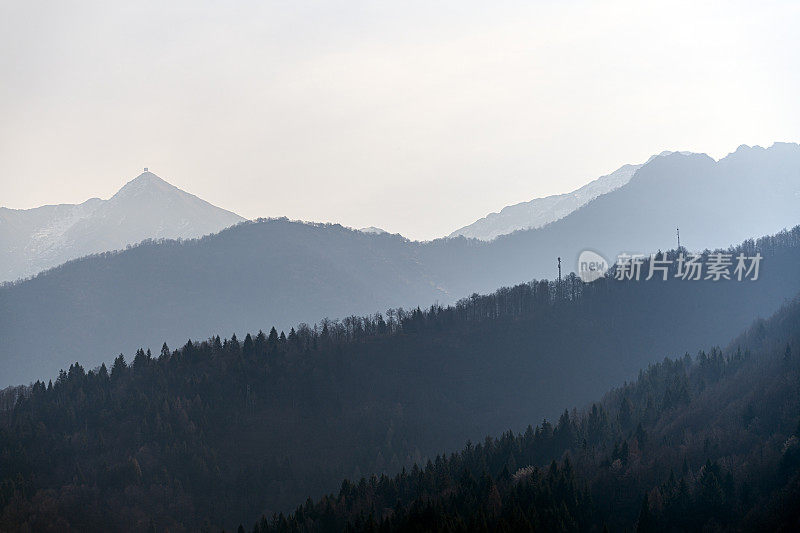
[134,168,159,180]
[129,168,169,186]
[359,226,388,235]
[112,169,177,200]
[0,169,245,282]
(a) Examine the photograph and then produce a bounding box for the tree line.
[1,227,800,531]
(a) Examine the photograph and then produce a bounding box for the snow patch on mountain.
[0,170,245,282]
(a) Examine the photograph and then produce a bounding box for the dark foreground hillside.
[1,228,799,531]
[246,296,800,532]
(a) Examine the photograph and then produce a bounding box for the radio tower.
[677,227,681,250]
[557,257,562,300]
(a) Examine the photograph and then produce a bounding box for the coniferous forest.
[248,296,800,532]
[1,228,800,531]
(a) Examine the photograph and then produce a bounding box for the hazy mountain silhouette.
[1,144,799,386]
[448,163,642,240]
[0,219,447,386]
[0,170,245,282]
[427,143,800,297]
[447,151,693,241]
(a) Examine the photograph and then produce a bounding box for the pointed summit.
[0,169,245,282]
[135,167,158,181]
[112,169,178,200]
[129,168,167,184]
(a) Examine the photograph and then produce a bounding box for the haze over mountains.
[2,144,800,531]
[447,151,691,241]
[1,143,799,386]
[0,170,245,282]
[421,143,800,295]
[2,230,799,530]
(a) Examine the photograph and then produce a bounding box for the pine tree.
[636,493,655,532]
[111,353,127,380]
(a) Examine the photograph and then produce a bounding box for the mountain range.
[0,170,245,282]
[1,230,799,530]
[2,144,800,530]
[1,144,799,386]
[447,151,691,241]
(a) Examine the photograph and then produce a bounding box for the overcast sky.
[2,1,799,240]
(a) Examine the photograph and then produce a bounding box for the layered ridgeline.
[0,170,245,282]
[447,146,782,242]
[0,220,442,386]
[446,151,708,241]
[2,144,800,386]
[247,292,800,532]
[1,228,799,530]
[446,158,647,241]
[426,143,800,294]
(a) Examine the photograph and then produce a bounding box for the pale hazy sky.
[2,1,799,240]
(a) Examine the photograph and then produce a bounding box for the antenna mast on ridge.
[557,257,562,300]
[677,227,681,250]
[557,257,562,284]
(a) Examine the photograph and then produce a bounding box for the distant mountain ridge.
[1,143,799,386]
[448,151,692,240]
[0,170,245,281]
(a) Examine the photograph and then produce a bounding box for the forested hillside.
[2,145,799,387]
[0,220,441,386]
[1,228,799,531]
[248,295,800,532]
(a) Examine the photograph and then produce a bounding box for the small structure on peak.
[557,256,562,284]
[143,167,149,172]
